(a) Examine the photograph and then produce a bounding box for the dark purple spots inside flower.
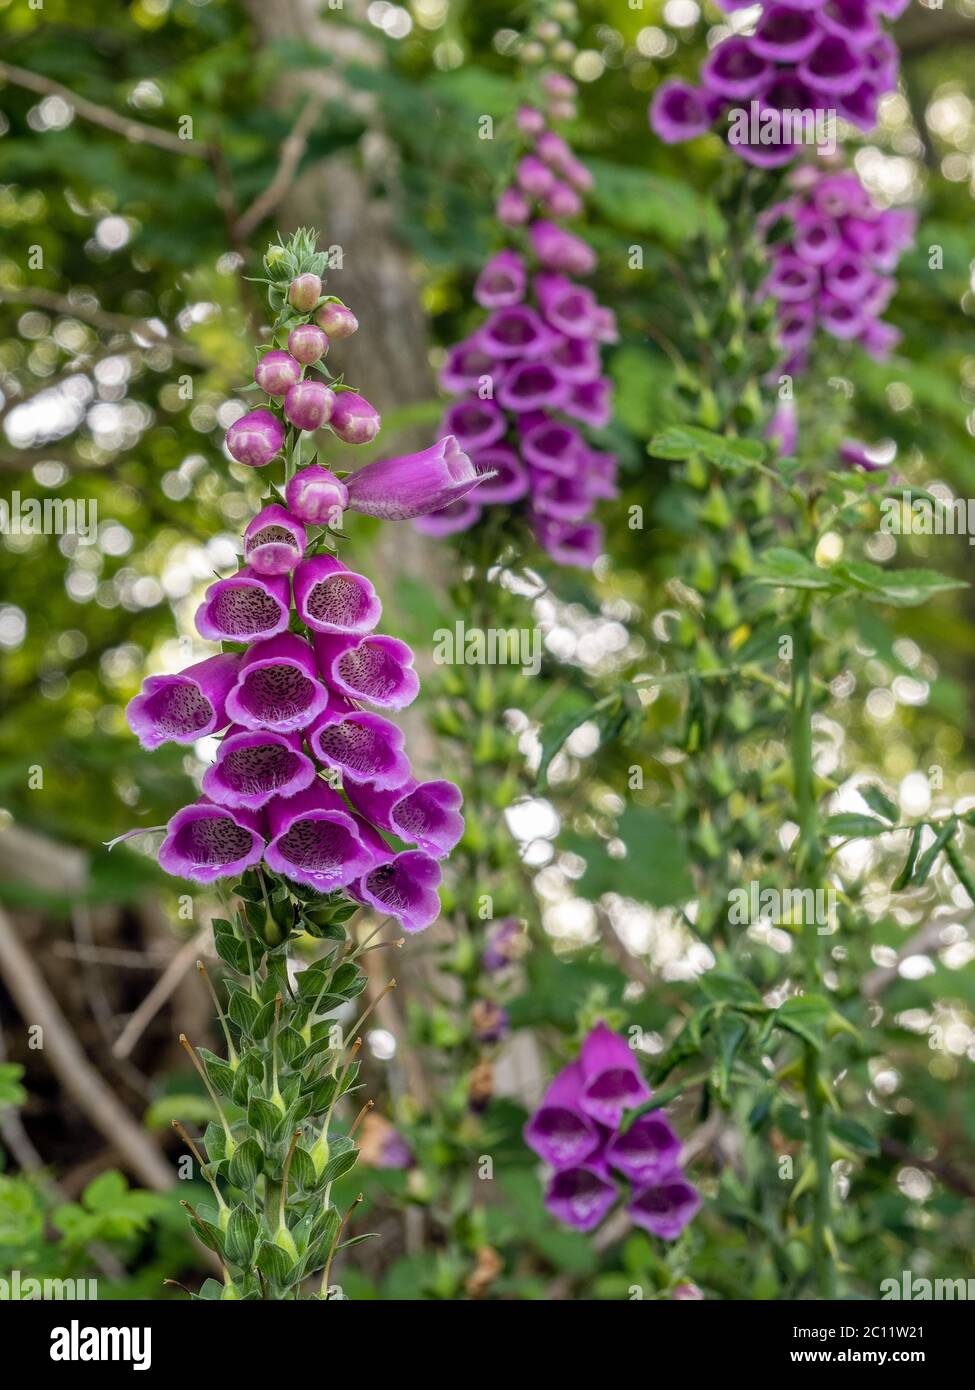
[363,861,414,914]
[237,664,315,723]
[757,8,815,48]
[221,742,302,796]
[531,1107,595,1167]
[208,585,282,636]
[143,683,211,737]
[276,818,356,872]
[247,525,297,552]
[305,576,372,630]
[804,35,861,85]
[586,1068,645,1108]
[337,643,400,703]
[315,720,375,770]
[173,816,252,866]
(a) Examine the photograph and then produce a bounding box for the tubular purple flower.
[202,727,315,810]
[350,838,443,934]
[628,1177,702,1241]
[293,552,382,635]
[543,182,582,219]
[226,408,285,468]
[533,517,603,568]
[798,34,865,94]
[306,696,412,790]
[284,379,336,432]
[468,445,529,505]
[577,1022,652,1127]
[550,335,600,383]
[343,435,484,521]
[516,154,556,198]
[751,6,822,61]
[288,273,322,313]
[478,306,559,360]
[442,398,507,452]
[544,1165,617,1233]
[495,187,531,226]
[524,1060,602,1170]
[439,338,496,394]
[158,801,265,883]
[606,1113,682,1185]
[474,250,527,309]
[126,652,241,750]
[287,323,329,365]
[242,503,307,576]
[285,464,349,526]
[329,390,381,445]
[766,401,799,456]
[820,0,876,47]
[521,419,585,476]
[531,470,592,523]
[700,37,771,99]
[649,80,713,144]
[194,567,291,643]
[563,378,612,429]
[497,361,568,413]
[516,105,545,135]
[255,350,302,397]
[529,221,597,276]
[314,302,359,339]
[413,498,482,536]
[344,778,464,859]
[314,630,420,710]
[534,274,599,338]
[265,781,375,892]
[226,633,329,733]
[482,917,523,973]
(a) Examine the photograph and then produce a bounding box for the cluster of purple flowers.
[418,74,618,569]
[524,1023,701,1238]
[760,165,915,373]
[126,266,484,934]
[650,0,906,167]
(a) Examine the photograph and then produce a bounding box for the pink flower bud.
[330,390,381,445]
[288,273,322,312]
[314,302,359,339]
[284,379,336,431]
[254,350,302,397]
[285,464,349,525]
[225,408,285,467]
[287,323,329,365]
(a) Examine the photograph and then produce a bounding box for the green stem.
[791,597,835,1299]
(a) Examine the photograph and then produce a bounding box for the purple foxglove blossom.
[306,697,411,790]
[516,154,555,198]
[345,778,464,859]
[819,292,865,339]
[288,273,323,312]
[516,104,545,134]
[521,419,585,476]
[314,630,420,710]
[542,72,575,100]
[563,379,612,430]
[314,302,359,339]
[820,0,876,48]
[524,1060,602,1169]
[628,1176,701,1241]
[287,323,329,365]
[284,379,336,432]
[255,350,302,397]
[474,250,527,309]
[351,840,443,934]
[126,652,240,750]
[735,134,799,170]
[479,306,558,360]
[294,553,382,635]
[765,254,819,303]
[529,221,597,277]
[468,445,529,505]
[439,338,496,394]
[592,305,619,343]
[330,390,382,445]
[649,80,713,144]
[226,633,329,732]
[344,435,483,521]
[700,37,771,99]
[544,1165,617,1233]
[777,300,816,352]
[195,567,291,643]
[577,1022,652,1127]
[471,999,509,1044]
[798,34,865,95]
[534,273,599,339]
[813,172,871,219]
[495,187,531,226]
[863,33,899,89]
[443,398,507,452]
[534,517,603,568]
[560,153,593,193]
[584,450,619,501]
[550,335,600,384]
[671,1283,704,1301]
[794,212,841,265]
[824,252,874,301]
[766,401,798,456]
[242,503,307,576]
[839,439,886,472]
[264,781,375,892]
[837,79,880,128]
[202,727,315,810]
[606,1113,682,1185]
[158,801,265,883]
[535,129,572,167]
[872,0,910,16]
[750,6,822,62]
[284,464,349,526]
[482,917,522,973]
[497,362,568,413]
[413,498,482,536]
[226,408,285,468]
[543,182,582,220]
[859,318,900,358]
[531,470,593,523]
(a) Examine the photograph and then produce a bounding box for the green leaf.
[248,1097,286,1145]
[228,988,261,1033]
[228,1138,264,1189]
[564,805,692,908]
[830,1116,879,1156]
[859,784,898,822]
[536,686,641,789]
[831,559,967,608]
[224,1204,260,1266]
[751,547,836,591]
[913,819,956,887]
[774,994,831,1050]
[823,812,890,838]
[650,425,764,471]
[256,1239,294,1283]
[699,972,764,1008]
[892,822,924,891]
[588,158,722,245]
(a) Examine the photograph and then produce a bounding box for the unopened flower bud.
[315,302,359,339]
[330,390,381,445]
[288,273,322,312]
[287,323,329,365]
[284,379,336,431]
[255,350,302,397]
